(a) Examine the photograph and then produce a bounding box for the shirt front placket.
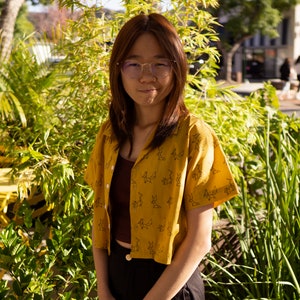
[103,134,119,251]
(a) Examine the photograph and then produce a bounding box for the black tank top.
[110,155,134,243]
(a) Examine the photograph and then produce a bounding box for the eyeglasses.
[120,59,175,79]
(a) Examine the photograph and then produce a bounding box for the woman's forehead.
[126,33,167,59]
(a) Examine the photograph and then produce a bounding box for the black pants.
[108,240,205,300]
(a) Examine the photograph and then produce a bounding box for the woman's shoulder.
[177,114,218,153]
[96,119,113,135]
[180,113,213,134]
[101,119,111,130]
[93,120,115,145]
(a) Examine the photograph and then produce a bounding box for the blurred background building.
[235,4,300,81]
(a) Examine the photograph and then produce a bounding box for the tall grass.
[202,101,300,299]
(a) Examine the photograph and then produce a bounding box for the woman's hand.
[93,247,115,300]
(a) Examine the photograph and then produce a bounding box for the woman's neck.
[134,103,163,128]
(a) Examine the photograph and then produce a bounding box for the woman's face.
[121,33,174,110]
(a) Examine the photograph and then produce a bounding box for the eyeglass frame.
[117,59,176,79]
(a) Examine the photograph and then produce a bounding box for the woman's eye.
[155,63,169,68]
[125,62,140,67]
[156,60,170,66]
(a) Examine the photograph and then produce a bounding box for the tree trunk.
[218,36,251,82]
[0,0,25,61]
[225,42,241,82]
[226,51,235,82]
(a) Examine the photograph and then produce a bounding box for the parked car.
[246,59,264,78]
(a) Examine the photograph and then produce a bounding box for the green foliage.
[215,0,299,42]
[197,84,300,299]
[0,1,299,299]
[0,216,96,299]
[0,37,59,135]
[216,0,281,40]
[14,4,35,40]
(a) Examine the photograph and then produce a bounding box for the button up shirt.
[85,114,238,264]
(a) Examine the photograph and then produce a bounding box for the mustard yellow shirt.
[84,114,238,264]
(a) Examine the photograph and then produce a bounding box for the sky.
[26,0,172,13]
[100,0,172,11]
[101,0,123,10]
[26,1,124,12]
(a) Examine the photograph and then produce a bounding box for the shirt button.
[106,184,110,189]
[125,254,132,261]
[111,165,114,171]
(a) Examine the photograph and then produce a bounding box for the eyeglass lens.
[122,59,172,78]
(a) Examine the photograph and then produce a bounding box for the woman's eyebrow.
[125,54,168,60]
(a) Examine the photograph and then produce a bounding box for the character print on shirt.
[166,223,172,236]
[225,179,238,195]
[137,218,153,230]
[131,238,140,252]
[131,177,137,190]
[203,187,218,202]
[156,243,168,259]
[192,164,203,181]
[157,148,166,161]
[151,195,161,208]
[171,148,184,160]
[162,169,173,185]
[148,241,155,256]
[94,196,102,208]
[95,175,103,188]
[157,220,166,232]
[142,171,156,183]
[167,196,173,207]
[175,173,183,187]
[186,189,219,206]
[97,218,107,232]
[190,132,201,151]
[211,166,220,175]
[132,192,143,209]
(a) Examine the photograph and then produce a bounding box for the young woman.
[85,13,238,300]
[279,57,291,100]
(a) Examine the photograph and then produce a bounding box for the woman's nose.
[139,64,156,81]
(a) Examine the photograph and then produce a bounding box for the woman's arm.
[143,203,214,300]
[93,246,116,300]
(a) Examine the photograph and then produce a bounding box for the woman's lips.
[138,88,157,93]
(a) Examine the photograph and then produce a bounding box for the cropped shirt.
[84,114,238,265]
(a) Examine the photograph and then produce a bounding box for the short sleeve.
[184,121,238,210]
[84,121,112,250]
[84,121,108,190]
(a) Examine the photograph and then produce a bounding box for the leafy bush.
[199,86,300,299]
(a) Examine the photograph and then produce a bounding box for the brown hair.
[109,13,189,149]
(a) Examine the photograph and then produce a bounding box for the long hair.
[109,13,189,149]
